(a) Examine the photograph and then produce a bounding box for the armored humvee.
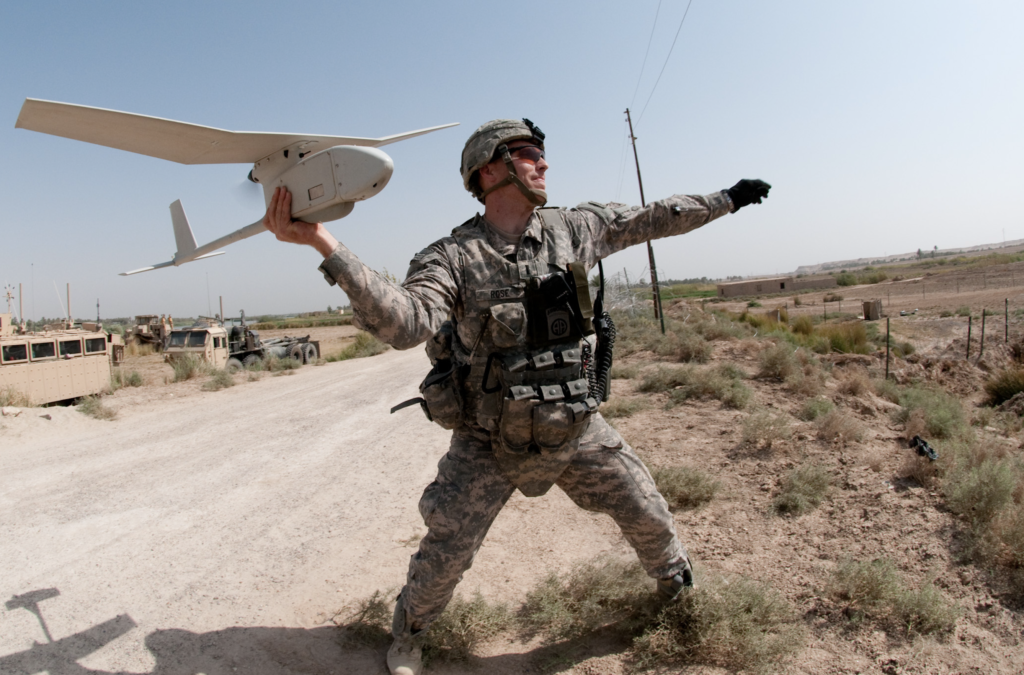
[0,313,124,405]
[163,320,319,371]
[125,314,171,350]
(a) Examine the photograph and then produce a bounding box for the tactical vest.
[423,209,598,496]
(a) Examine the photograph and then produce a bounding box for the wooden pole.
[1006,298,1010,344]
[66,283,71,326]
[18,283,23,326]
[967,316,972,359]
[625,108,665,334]
[885,317,890,380]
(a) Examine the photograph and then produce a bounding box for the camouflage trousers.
[395,414,689,633]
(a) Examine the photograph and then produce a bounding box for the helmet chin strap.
[479,144,547,206]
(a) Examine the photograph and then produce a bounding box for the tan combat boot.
[387,631,422,675]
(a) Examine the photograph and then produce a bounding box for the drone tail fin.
[170,199,197,257]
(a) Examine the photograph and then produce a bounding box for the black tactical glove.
[725,179,771,212]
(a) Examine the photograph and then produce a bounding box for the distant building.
[716,276,836,298]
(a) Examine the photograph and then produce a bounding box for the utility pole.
[625,108,665,334]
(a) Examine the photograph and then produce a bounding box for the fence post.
[980,309,986,360]
[967,315,972,359]
[1006,298,1010,344]
[885,317,890,380]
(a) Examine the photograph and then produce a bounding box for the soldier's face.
[506,142,547,192]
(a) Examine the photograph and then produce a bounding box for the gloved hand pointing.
[725,179,771,212]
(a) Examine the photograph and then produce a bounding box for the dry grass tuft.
[757,342,797,380]
[774,463,831,515]
[601,397,650,419]
[639,364,751,409]
[798,397,834,422]
[742,410,792,449]
[837,367,871,397]
[78,395,117,420]
[632,575,803,672]
[325,332,389,362]
[335,589,393,649]
[202,369,236,392]
[984,368,1024,406]
[611,363,641,379]
[112,369,144,389]
[170,353,210,382]
[0,386,31,407]
[829,558,957,635]
[816,410,865,444]
[651,465,721,510]
[422,593,513,665]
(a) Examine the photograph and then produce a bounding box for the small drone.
[16,99,457,275]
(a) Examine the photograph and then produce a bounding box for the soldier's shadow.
[1,615,629,675]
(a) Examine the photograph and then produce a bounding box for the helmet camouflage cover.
[460,118,545,200]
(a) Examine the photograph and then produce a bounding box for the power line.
[628,0,663,110]
[637,0,695,125]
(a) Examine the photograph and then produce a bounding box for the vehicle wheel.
[288,344,303,362]
[225,357,243,373]
[242,354,262,370]
[302,343,318,364]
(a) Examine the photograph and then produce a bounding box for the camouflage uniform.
[318,190,733,630]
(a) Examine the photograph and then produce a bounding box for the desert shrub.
[671,331,713,364]
[747,300,762,308]
[894,341,915,357]
[265,355,302,372]
[757,342,797,380]
[0,387,31,407]
[774,462,831,515]
[955,305,971,317]
[632,575,803,672]
[837,368,871,397]
[944,458,1017,532]
[895,387,967,440]
[823,292,844,302]
[835,272,857,286]
[742,410,792,449]
[940,310,953,318]
[120,370,144,387]
[78,395,116,420]
[984,368,1024,406]
[791,315,815,335]
[816,409,865,444]
[792,296,802,306]
[815,322,869,354]
[601,397,649,419]
[651,465,721,510]
[324,332,389,362]
[872,378,901,403]
[125,341,156,357]
[170,353,209,382]
[202,369,235,392]
[694,313,751,341]
[519,557,650,642]
[639,364,751,409]
[422,593,513,665]
[829,558,957,634]
[798,397,834,421]
[614,314,668,356]
[611,363,640,379]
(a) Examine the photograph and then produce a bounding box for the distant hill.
[793,238,1024,276]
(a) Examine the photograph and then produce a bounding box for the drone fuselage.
[250,144,394,223]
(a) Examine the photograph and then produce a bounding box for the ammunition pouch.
[391,321,466,430]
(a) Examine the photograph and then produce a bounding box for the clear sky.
[1,0,1021,321]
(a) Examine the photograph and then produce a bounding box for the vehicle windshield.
[168,331,188,348]
[187,332,207,347]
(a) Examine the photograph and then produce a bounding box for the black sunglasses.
[506,145,545,163]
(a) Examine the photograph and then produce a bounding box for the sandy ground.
[0,347,639,675]
[4,263,1024,674]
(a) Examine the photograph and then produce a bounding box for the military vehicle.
[125,314,171,350]
[0,312,124,406]
[163,319,318,371]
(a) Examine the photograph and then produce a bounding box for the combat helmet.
[460,118,546,205]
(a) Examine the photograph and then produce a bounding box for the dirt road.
[1,348,630,674]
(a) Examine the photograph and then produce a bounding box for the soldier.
[264,119,770,675]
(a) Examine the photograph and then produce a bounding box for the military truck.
[125,314,171,350]
[0,313,124,405]
[163,320,319,371]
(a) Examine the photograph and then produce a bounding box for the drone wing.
[16,99,457,165]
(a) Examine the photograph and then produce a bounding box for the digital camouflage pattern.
[317,191,731,630]
[399,415,688,629]
[460,118,540,195]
